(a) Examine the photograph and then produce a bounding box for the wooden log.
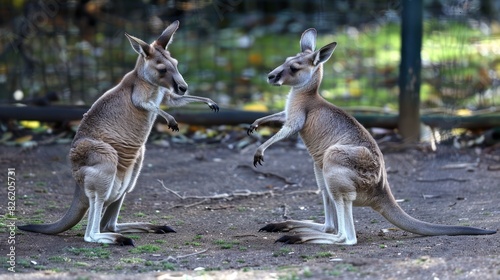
[1,105,500,130]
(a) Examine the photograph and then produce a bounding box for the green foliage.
[67,247,110,259]
[129,244,161,254]
[213,239,240,249]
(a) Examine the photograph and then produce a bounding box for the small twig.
[232,234,258,238]
[170,198,210,209]
[236,164,299,186]
[158,177,319,210]
[176,248,208,259]
[281,204,289,220]
[160,180,184,199]
[416,177,469,183]
[159,180,277,209]
[287,189,321,195]
[440,161,479,170]
[164,248,208,263]
[422,194,441,199]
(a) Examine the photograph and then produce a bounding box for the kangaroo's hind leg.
[274,145,377,245]
[72,139,134,245]
[100,146,175,234]
[259,164,337,234]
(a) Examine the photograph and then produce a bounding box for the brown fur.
[249,28,496,244]
[18,21,219,245]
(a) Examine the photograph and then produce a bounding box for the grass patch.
[74,262,91,267]
[140,260,176,271]
[120,257,145,264]
[48,256,71,263]
[314,251,334,258]
[67,247,110,259]
[213,239,240,249]
[135,212,146,218]
[129,244,161,254]
[127,235,141,240]
[273,247,293,257]
[326,264,359,277]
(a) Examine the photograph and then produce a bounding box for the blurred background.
[1,0,500,147]
[1,0,499,109]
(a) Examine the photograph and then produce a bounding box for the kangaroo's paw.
[168,122,179,132]
[253,153,264,167]
[247,124,258,135]
[208,102,219,112]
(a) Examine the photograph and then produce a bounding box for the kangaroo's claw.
[153,225,176,234]
[168,124,179,132]
[209,103,219,112]
[247,124,258,136]
[253,154,264,167]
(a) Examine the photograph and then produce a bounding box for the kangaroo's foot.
[84,232,135,246]
[260,220,335,234]
[107,222,176,234]
[274,232,356,245]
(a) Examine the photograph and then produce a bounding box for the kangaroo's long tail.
[377,194,496,236]
[18,185,88,234]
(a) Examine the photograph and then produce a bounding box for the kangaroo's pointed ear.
[156,20,180,49]
[300,28,317,52]
[312,42,337,66]
[125,33,152,57]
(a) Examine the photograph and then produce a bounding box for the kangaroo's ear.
[125,33,152,57]
[312,42,337,66]
[300,28,317,52]
[156,20,180,49]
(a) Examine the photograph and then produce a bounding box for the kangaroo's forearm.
[165,94,215,107]
[255,111,286,126]
[259,124,299,151]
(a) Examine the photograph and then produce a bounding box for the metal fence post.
[398,0,423,143]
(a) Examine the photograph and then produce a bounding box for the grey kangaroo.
[248,28,496,244]
[18,21,219,245]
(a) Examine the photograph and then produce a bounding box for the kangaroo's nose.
[178,84,188,93]
[268,74,276,81]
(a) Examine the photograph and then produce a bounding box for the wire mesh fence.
[1,0,499,112]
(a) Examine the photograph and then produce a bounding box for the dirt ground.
[1,138,499,279]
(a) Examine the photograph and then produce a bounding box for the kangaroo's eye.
[290,65,299,73]
[158,68,167,74]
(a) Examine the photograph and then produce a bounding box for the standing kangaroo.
[18,21,219,246]
[248,28,496,244]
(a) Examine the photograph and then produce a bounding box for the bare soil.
[1,141,499,279]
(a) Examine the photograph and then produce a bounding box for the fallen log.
[1,105,500,129]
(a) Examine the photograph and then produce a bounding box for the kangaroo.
[247,28,496,244]
[18,21,219,246]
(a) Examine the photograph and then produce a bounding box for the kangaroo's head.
[125,20,188,95]
[268,28,337,89]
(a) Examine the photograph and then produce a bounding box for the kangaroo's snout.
[268,70,283,86]
[178,84,188,94]
[173,79,188,95]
